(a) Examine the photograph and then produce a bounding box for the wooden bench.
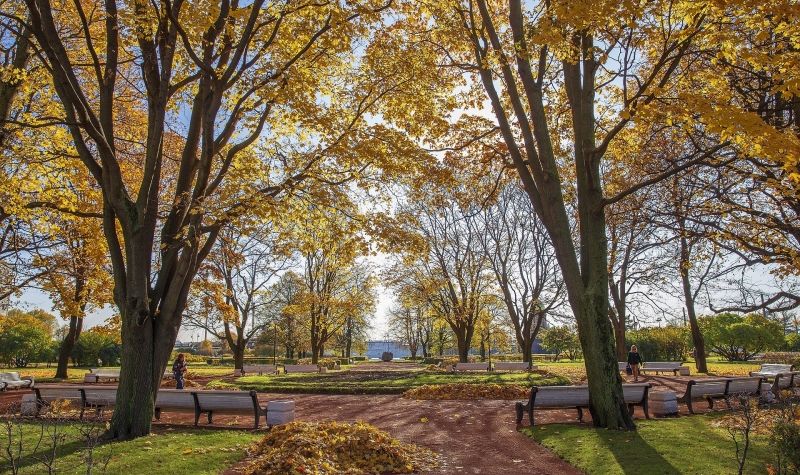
[678,377,763,414]
[493,362,535,372]
[0,372,34,390]
[284,364,320,374]
[240,364,279,376]
[772,371,800,398]
[33,385,87,418]
[514,383,651,426]
[618,362,628,372]
[453,362,490,372]
[154,389,265,428]
[82,386,117,416]
[640,362,687,375]
[193,390,265,428]
[84,368,120,383]
[750,364,794,379]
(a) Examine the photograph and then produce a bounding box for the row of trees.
[1,0,798,436]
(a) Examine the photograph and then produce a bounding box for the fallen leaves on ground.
[403,383,529,400]
[242,421,439,475]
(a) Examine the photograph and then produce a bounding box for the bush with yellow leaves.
[242,421,438,475]
[403,383,529,400]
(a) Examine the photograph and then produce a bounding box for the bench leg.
[576,407,584,422]
[686,400,695,415]
[707,397,714,410]
[207,411,213,424]
[514,402,524,424]
[529,406,535,427]
[194,408,201,426]
[154,408,161,421]
[642,400,650,420]
[254,414,259,429]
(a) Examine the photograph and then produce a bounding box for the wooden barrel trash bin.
[650,390,678,417]
[267,400,295,426]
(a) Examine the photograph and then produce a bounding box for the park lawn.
[214,370,569,394]
[0,422,260,475]
[524,414,772,475]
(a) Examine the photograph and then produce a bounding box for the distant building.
[363,340,410,359]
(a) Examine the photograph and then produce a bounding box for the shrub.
[784,333,800,352]
[72,331,121,366]
[0,325,51,367]
[243,421,438,475]
[701,313,784,361]
[539,326,582,361]
[626,326,688,361]
[761,352,800,366]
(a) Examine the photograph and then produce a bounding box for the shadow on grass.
[598,429,681,475]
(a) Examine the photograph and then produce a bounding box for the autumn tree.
[409,0,717,429]
[17,0,437,438]
[185,223,291,370]
[34,207,113,379]
[477,183,564,363]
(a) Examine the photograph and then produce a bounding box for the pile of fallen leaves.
[242,421,439,475]
[404,383,528,400]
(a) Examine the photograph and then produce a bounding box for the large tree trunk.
[55,315,83,379]
[680,235,708,373]
[611,310,626,362]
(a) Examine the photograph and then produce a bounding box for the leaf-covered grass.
[213,370,569,395]
[535,358,763,382]
[0,421,260,475]
[523,414,773,475]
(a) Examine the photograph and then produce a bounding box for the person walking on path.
[627,345,642,382]
[172,353,188,389]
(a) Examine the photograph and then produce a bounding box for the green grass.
[0,421,260,475]
[524,414,773,475]
[212,370,569,394]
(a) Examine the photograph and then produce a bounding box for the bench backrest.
[155,389,196,409]
[193,390,259,412]
[454,363,490,371]
[35,386,84,403]
[685,379,728,398]
[758,364,793,374]
[0,372,23,382]
[618,362,628,371]
[83,387,117,405]
[727,377,762,395]
[533,386,590,407]
[643,362,683,369]
[91,368,121,377]
[621,384,651,403]
[494,362,530,371]
[242,364,277,374]
[284,364,319,373]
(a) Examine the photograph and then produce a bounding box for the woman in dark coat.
[172,353,188,389]
[627,345,642,382]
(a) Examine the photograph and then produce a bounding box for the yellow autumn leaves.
[243,421,439,475]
